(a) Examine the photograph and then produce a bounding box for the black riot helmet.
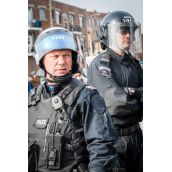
[99,11,142,54]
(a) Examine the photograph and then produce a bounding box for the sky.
[55,0,143,29]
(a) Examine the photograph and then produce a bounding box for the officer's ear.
[99,25,108,50]
[39,58,46,71]
[71,51,79,74]
[100,41,107,50]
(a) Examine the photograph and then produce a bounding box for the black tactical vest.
[28,79,89,172]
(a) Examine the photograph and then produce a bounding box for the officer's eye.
[51,55,59,59]
[64,54,71,58]
[121,30,129,35]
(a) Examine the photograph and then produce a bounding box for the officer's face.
[43,50,72,76]
[116,28,131,51]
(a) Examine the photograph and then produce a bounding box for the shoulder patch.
[91,94,106,114]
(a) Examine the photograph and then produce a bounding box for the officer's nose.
[125,32,130,37]
[57,56,66,66]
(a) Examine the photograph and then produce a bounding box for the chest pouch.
[46,132,64,169]
[45,94,71,169]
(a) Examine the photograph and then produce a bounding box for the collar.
[106,48,131,66]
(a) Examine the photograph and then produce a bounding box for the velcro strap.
[61,86,74,100]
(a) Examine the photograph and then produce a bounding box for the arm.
[83,89,118,172]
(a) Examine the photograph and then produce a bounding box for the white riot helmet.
[33,27,79,74]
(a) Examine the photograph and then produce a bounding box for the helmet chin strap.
[45,70,72,84]
[43,71,72,96]
[40,63,72,84]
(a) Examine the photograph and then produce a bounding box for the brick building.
[28,0,106,74]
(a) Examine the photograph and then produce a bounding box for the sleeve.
[83,90,118,172]
[87,58,141,117]
[125,58,143,102]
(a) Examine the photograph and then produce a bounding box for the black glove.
[124,87,143,102]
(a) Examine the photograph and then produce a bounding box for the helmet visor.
[107,23,142,54]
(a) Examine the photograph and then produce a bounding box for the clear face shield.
[107,23,142,54]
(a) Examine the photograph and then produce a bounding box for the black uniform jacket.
[28,78,118,172]
[88,49,143,128]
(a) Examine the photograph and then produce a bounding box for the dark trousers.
[114,124,143,172]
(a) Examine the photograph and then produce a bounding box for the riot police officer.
[28,27,118,172]
[88,11,143,172]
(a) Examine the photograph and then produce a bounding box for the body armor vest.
[28,79,89,172]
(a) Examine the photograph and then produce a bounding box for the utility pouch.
[47,134,64,169]
[28,141,40,172]
[48,148,57,166]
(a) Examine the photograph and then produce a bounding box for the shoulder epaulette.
[99,52,111,78]
[28,85,43,106]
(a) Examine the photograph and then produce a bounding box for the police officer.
[88,11,143,172]
[28,27,118,172]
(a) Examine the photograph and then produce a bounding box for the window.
[64,23,67,29]
[28,7,33,27]
[88,18,91,26]
[92,18,94,26]
[93,30,99,41]
[79,16,84,28]
[96,19,99,26]
[69,14,74,26]
[28,7,33,21]
[55,11,61,24]
[63,13,68,29]
[100,19,103,25]
[28,33,34,54]
[39,8,46,20]
[80,37,85,49]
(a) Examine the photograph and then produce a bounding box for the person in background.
[30,70,40,88]
[88,11,143,172]
[36,68,46,84]
[28,77,33,94]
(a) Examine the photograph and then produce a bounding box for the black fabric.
[87,50,143,172]
[113,129,143,172]
[47,72,72,84]
[29,77,118,171]
[88,50,143,128]
[28,78,89,171]
[28,142,40,172]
